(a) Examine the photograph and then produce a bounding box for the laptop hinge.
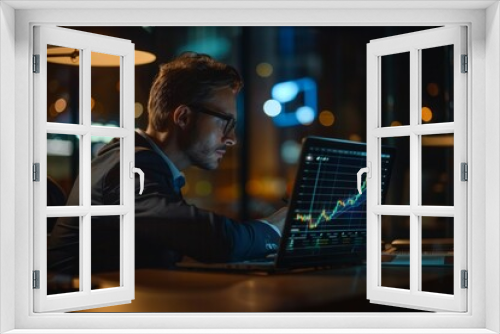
[461,270,468,289]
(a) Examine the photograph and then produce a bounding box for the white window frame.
[1,1,499,333]
[33,25,136,313]
[366,26,468,312]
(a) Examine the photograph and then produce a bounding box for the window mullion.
[46,206,90,217]
[81,47,92,294]
[453,26,468,309]
[90,126,129,138]
[89,205,129,216]
[373,205,411,215]
[33,32,49,303]
[82,214,91,294]
[46,123,87,135]
[122,51,135,294]
[120,55,125,289]
[409,47,420,294]
[373,123,454,138]
[412,123,454,135]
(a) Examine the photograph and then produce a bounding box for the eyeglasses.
[189,105,237,137]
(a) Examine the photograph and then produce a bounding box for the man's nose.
[224,129,237,146]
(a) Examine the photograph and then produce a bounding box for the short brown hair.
[147,52,243,131]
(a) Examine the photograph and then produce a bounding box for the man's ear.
[172,105,192,130]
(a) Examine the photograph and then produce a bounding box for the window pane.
[421,134,454,206]
[47,216,80,295]
[381,215,410,290]
[381,52,410,127]
[421,216,454,294]
[91,215,121,290]
[47,45,80,124]
[91,136,121,205]
[421,45,454,124]
[382,137,410,205]
[91,52,121,127]
[47,133,80,206]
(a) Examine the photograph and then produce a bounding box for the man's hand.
[262,207,288,234]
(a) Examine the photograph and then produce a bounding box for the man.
[48,52,287,275]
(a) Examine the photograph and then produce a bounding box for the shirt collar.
[136,129,185,192]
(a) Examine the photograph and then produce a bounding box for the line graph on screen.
[283,139,393,259]
[292,151,368,233]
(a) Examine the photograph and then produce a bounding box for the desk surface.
[77,265,451,313]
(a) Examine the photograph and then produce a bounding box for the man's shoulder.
[95,132,170,176]
[135,147,164,165]
[134,133,171,173]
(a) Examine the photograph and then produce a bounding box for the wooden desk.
[77,265,451,313]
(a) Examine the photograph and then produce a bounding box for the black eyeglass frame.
[189,105,237,136]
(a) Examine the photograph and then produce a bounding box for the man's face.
[181,87,238,170]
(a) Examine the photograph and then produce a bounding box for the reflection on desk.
[75,265,453,313]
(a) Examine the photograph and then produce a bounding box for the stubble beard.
[180,125,220,171]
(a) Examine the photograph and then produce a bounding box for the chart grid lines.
[282,139,393,263]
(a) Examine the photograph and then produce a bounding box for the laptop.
[177,136,396,272]
[381,238,454,267]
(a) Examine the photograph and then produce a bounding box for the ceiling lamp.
[47,47,156,66]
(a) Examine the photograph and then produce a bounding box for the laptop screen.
[276,137,395,268]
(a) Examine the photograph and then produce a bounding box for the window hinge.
[461,162,468,181]
[33,270,40,289]
[461,54,468,73]
[33,54,40,73]
[33,163,40,182]
[461,270,468,289]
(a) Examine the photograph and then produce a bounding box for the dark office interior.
[46,26,454,312]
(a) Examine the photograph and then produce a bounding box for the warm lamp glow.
[256,62,273,77]
[134,102,144,118]
[426,83,440,97]
[54,98,67,113]
[422,106,433,122]
[47,47,156,66]
[195,181,213,196]
[349,134,362,142]
[422,135,454,147]
[319,110,335,126]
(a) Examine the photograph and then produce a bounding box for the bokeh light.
[256,62,273,78]
[246,179,263,196]
[422,106,433,122]
[296,106,315,125]
[319,110,335,126]
[349,134,362,142]
[281,140,301,164]
[54,98,67,113]
[272,81,299,103]
[263,99,282,117]
[135,102,144,118]
[195,180,213,196]
[427,83,440,97]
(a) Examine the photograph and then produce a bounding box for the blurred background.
[47,26,455,223]
[46,26,456,311]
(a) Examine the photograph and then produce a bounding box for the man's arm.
[259,207,288,236]
[131,151,281,264]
